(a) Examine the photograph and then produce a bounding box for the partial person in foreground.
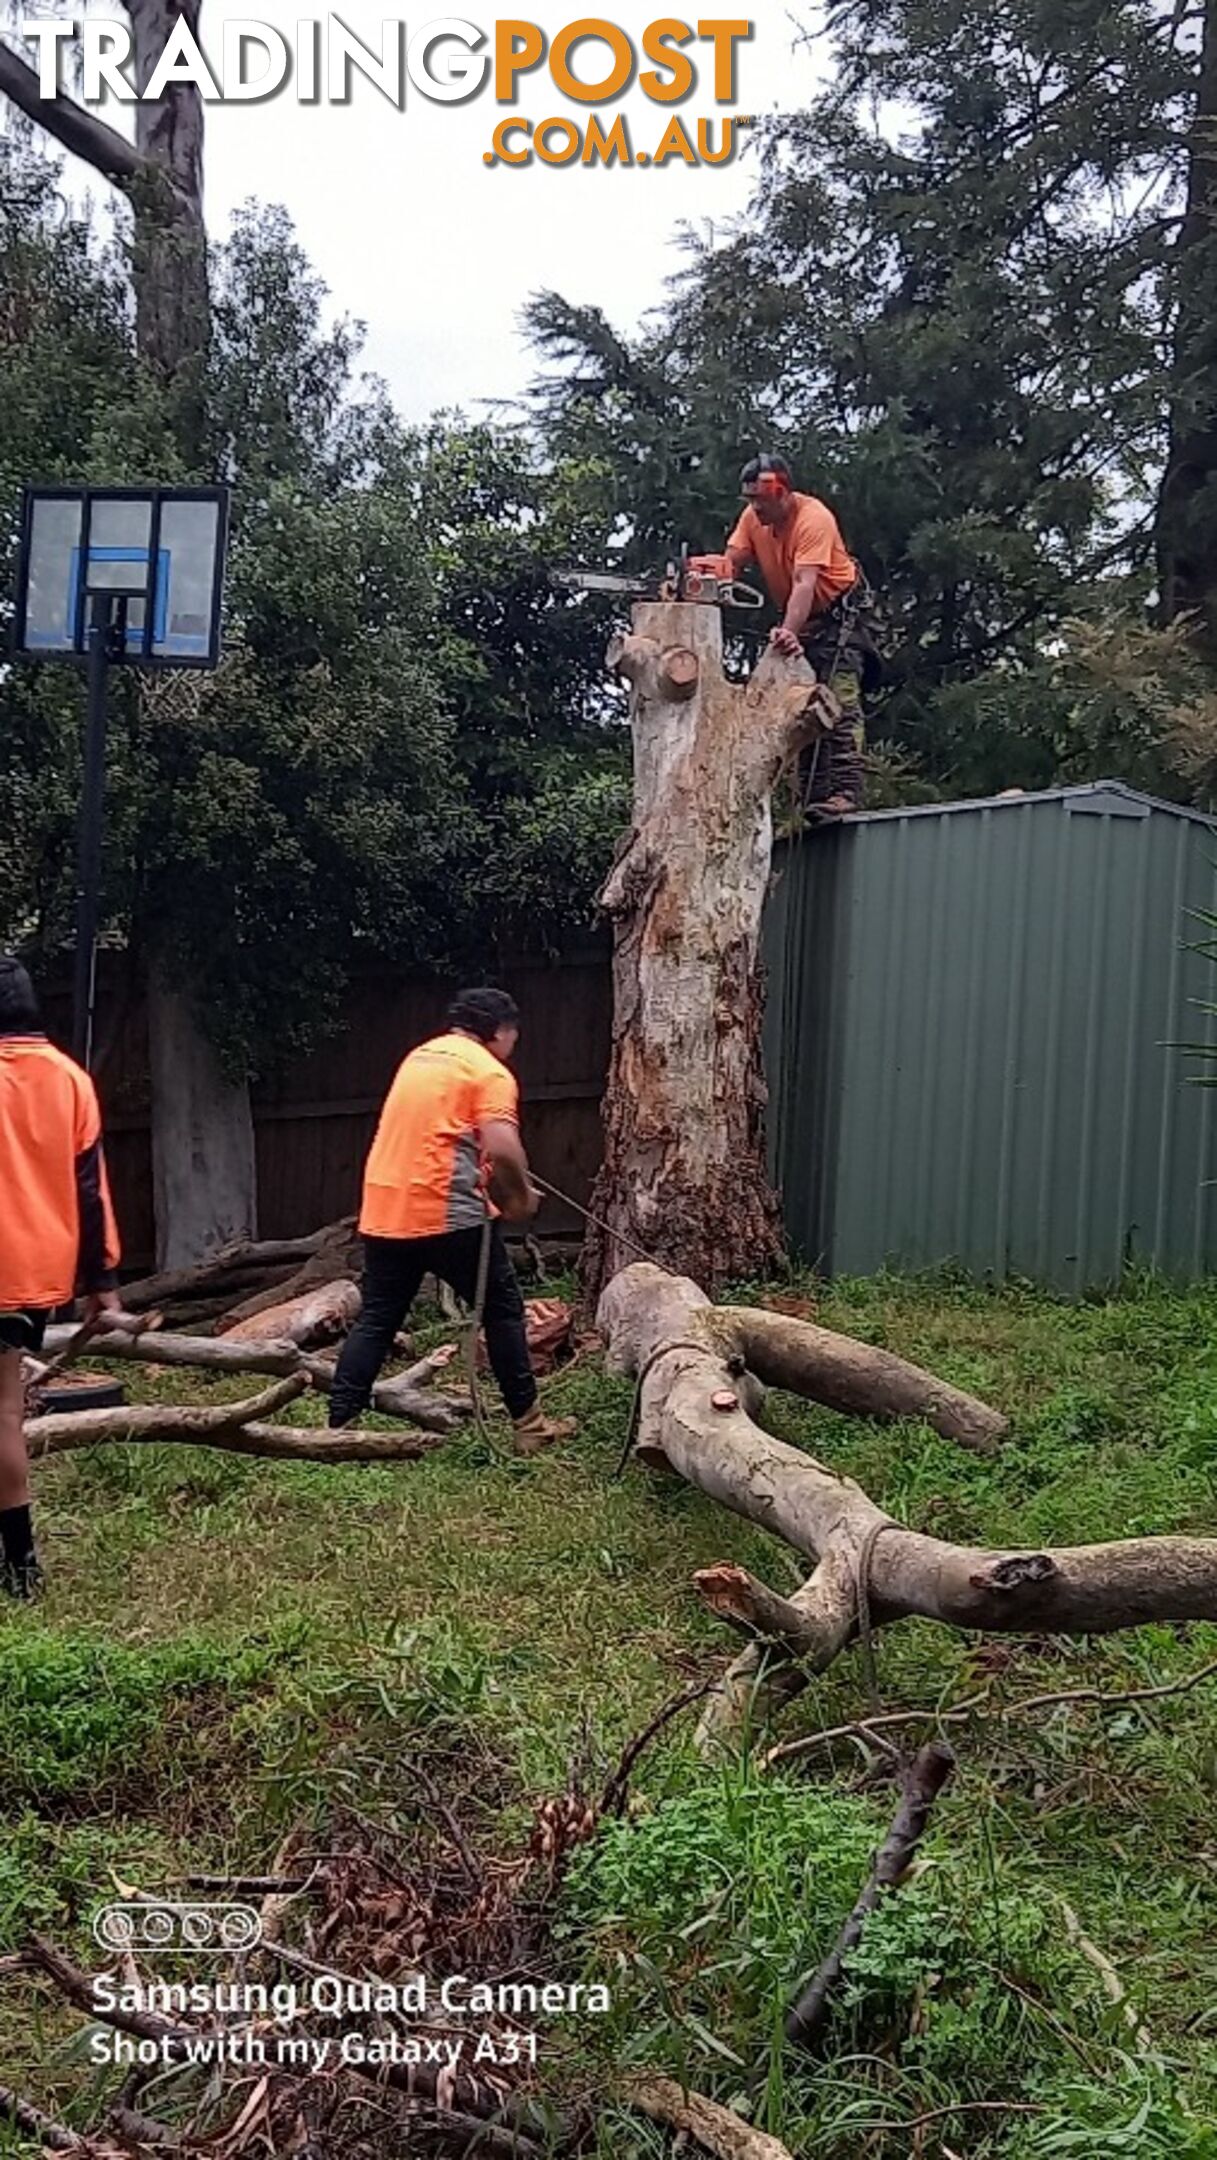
[0,957,121,1597]
[328,987,576,1456]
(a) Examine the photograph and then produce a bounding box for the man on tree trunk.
[696,453,881,819]
[328,988,576,1456]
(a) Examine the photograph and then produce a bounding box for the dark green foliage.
[527,0,1211,801]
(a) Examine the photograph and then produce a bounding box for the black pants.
[0,1308,49,1353]
[799,623,868,811]
[327,1225,537,1428]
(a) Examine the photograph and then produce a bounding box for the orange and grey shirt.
[727,492,858,614]
[0,1034,121,1309]
[359,1031,520,1240]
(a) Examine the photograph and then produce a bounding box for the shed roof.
[845,779,1217,832]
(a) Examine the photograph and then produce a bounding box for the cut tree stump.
[598,1262,1217,1746]
[581,601,839,1301]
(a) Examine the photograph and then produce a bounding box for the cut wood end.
[711,1388,740,1411]
[658,646,700,700]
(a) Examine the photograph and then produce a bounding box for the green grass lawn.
[4,1269,1217,2155]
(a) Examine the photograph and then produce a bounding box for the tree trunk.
[128,0,257,1256]
[581,602,836,1300]
[128,0,210,453]
[148,979,257,1268]
[1156,0,1217,649]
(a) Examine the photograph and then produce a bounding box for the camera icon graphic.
[93,1902,263,1954]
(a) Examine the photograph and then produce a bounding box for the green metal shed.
[762,781,1217,1290]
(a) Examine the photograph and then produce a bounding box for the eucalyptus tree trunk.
[580,601,836,1300]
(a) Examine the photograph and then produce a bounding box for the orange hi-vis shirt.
[727,493,858,614]
[0,1035,121,1309]
[359,1031,520,1240]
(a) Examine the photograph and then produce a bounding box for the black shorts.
[0,1308,50,1353]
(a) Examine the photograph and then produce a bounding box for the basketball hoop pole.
[71,594,118,1070]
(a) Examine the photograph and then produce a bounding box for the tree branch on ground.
[598,1264,1217,1746]
[625,2076,797,2160]
[785,1741,956,2050]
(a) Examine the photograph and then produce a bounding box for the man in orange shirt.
[0,957,121,1597]
[328,987,575,1456]
[719,453,881,817]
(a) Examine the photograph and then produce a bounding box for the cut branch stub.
[658,645,700,700]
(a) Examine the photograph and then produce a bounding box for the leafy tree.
[1,161,624,1079]
[528,0,1207,800]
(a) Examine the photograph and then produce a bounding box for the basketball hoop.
[10,483,230,1067]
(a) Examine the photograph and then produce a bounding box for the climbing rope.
[853,1518,901,1724]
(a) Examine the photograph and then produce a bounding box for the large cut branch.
[598,1263,1217,1738]
[721,1305,1008,1452]
[118,1228,341,1310]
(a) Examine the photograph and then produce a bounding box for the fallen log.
[120,1230,334,1311]
[219,1279,361,1345]
[784,1741,956,2050]
[41,1322,311,1376]
[25,1375,440,1464]
[219,1220,362,1327]
[597,1263,1217,1744]
[39,1327,473,1434]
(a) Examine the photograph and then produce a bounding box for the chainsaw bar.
[552,565,764,610]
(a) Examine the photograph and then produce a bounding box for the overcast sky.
[8,3,830,422]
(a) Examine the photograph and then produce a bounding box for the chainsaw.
[552,543,764,611]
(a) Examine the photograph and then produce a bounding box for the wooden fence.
[40,952,612,1270]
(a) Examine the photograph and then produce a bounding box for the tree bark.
[38,1327,472,1432]
[128,0,210,443]
[148,978,258,1269]
[25,1376,443,1462]
[1156,0,1217,650]
[598,1262,1217,1742]
[581,603,837,1301]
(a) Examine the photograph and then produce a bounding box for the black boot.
[1,1555,45,1601]
[0,1504,42,1599]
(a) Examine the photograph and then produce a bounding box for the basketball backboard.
[13,485,229,668]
